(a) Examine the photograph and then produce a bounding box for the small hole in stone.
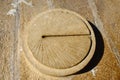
[42,36,45,38]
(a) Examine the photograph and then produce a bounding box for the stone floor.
[0,0,120,80]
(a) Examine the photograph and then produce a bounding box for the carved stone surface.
[0,0,120,80]
[22,9,96,76]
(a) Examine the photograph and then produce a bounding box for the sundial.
[22,9,96,76]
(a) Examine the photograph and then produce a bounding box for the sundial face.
[22,9,96,76]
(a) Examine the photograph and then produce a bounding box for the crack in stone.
[88,0,120,66]
[46,0,55,9]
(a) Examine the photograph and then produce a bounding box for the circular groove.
[22,9,96,76]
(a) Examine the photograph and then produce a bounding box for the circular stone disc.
[22,9,96,76]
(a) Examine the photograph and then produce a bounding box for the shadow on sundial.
[75,21,104,75]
